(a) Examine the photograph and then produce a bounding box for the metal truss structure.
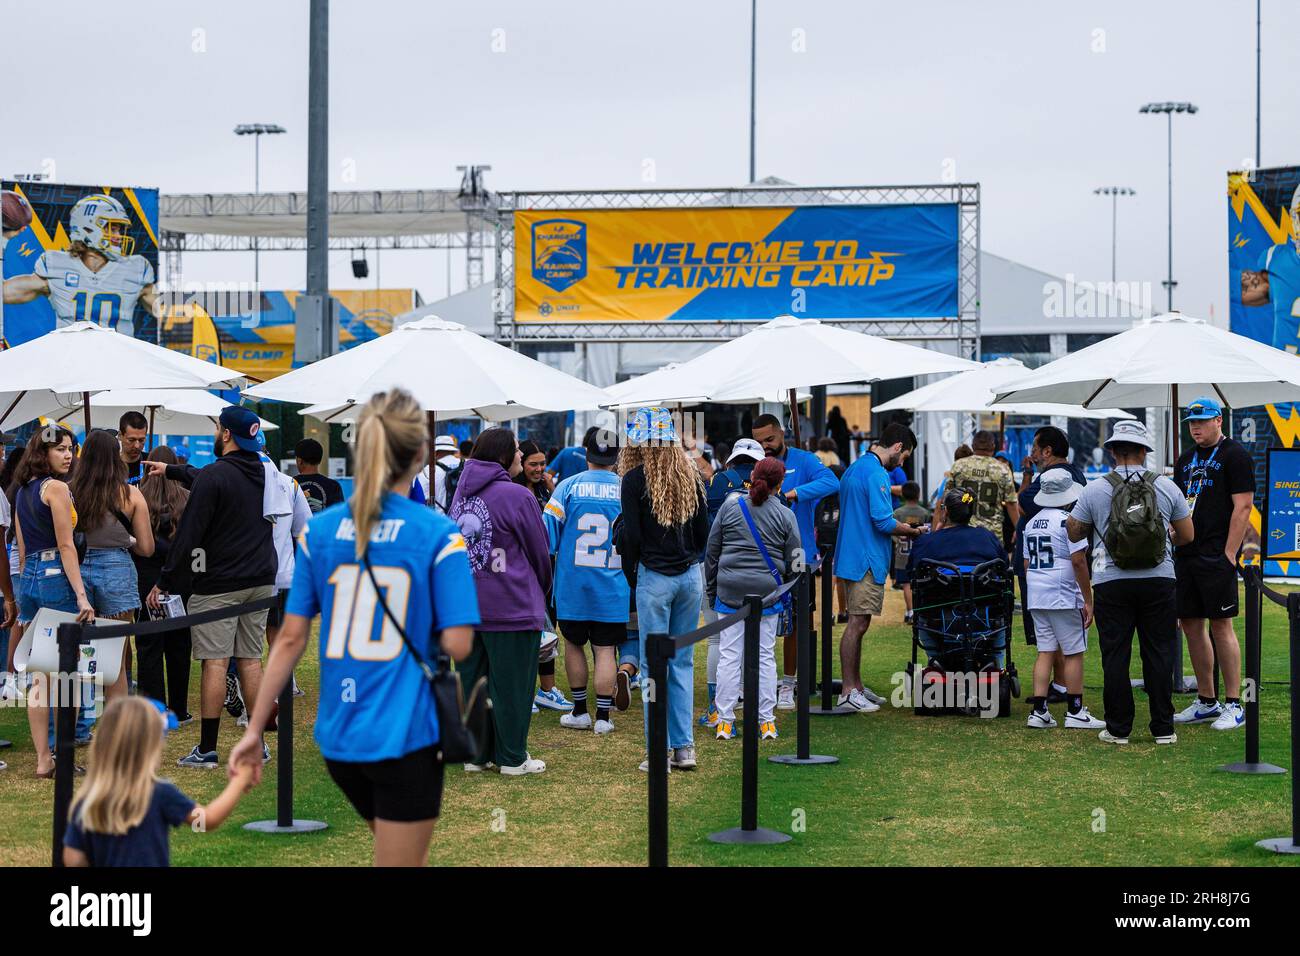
[493,183,979,353]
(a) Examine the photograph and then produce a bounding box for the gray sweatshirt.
[705,493,801,611]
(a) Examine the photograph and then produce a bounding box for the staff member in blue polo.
[751,413,840,709]
[832,423,921,711]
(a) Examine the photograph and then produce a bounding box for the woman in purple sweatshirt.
[449,428,553,776]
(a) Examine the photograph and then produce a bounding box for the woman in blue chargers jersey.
[230,389,478,866]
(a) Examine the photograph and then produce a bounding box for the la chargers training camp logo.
[531,219,586,292]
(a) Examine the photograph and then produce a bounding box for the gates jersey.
[543,469,629,623]
[34,249,154,338]
[1021,506,1087,611]
[285,492,479,762]
[1258,241,1300,353]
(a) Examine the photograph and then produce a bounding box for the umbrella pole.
[426,411,437,508]
[788,388,803,449]
[82,392,91,437]
[148,406,156,454]
[998,411,1006,452]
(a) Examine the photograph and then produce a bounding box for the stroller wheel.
[997,675,1013,718]
[1009,674,1021,699]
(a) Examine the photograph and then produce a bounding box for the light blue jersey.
[543,469,629,623]
[286,493,479,762]
[1259,241,1300,353]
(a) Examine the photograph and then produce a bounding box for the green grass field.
[1,584,1295,867]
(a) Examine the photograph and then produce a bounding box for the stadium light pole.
[749,0,757,184]
[1256,0,1261,168]
[1093,187,1136,285]
[234,123,287,291]
[1139,102,1197,313]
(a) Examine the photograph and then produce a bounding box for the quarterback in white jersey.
[2,193,158,338]
[1021,469,1103,731]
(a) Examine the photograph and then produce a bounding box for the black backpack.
[434,460,462,513]
[815,493,840,552]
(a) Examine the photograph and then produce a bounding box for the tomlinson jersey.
[1021,506,1088,611]
[286,493,479,762]
[1259,241,1300,353]
[947,455,1016,537]
[543,469,630,623]
[34,249,154,337]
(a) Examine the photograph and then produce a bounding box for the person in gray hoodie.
[704,455,800,741]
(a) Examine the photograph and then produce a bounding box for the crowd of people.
[0,387,1259,866]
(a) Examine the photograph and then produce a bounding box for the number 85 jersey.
[1021,505,1088,611]
[544,470,630,623]
[35,249,154,338]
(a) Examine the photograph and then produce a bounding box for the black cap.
[585,430,618,466]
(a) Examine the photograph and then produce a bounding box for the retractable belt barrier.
[49,594,326,867]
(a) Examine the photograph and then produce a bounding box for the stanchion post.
[51,622,83,868]
[645,632,672,867]
[709,597,790,846]
[1220,568,1283,774]
[1256,590,1300,854]
[245,671,328,835]
[811,548,854,716]
[771,570,837,766]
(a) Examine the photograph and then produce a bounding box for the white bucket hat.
[1034,468,1083,508]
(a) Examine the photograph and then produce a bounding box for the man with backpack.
[410,435,463,512]
[1067,421,1194,746]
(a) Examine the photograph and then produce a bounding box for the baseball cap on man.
[1182,396,1223,422]
[1102,419,1156,452]
[727,438,765,464]
[585,430,619,466]
[219,405,263,452]
[1034,468,1082,508]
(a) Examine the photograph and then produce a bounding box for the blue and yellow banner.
[1227,168,1300,574]
[514,205,959,322]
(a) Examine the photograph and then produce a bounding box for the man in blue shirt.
[752,414,841,707]
[546,427,599,485]
[832,423,921,712]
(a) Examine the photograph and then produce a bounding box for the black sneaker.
[224,673,245,718]
[1046,686,1069,704]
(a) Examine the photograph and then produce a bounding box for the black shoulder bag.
[359,552,490,764]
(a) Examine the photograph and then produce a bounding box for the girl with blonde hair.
[63,696,251,866]
[618,407,708,772]
[229,389,478,866]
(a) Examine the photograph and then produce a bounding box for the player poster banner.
[514,204,959,323]
[1,181,160,347]
[1227,166,1300,574]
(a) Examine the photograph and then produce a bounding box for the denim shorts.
[18,550,80,623]
[81,548,140,617]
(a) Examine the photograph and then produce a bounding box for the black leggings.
[135,567,192,717]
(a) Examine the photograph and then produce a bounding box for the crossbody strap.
[738,497,786,598]
[359,549,444,683]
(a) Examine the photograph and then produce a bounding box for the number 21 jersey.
[544,470,630,623]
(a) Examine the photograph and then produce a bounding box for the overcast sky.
[5,0,1296,324]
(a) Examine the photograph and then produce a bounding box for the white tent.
[609,315,979,407]
[247,316,610,421]
[32,388,276,437]
[875,357,1133,420]
[0,322,245,430]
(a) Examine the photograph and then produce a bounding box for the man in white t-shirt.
[412,435,462,512]
[1022,469,1103,730]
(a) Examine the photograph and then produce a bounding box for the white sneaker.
[464,761,496,772]
[1064,707,1106,729]
[838,688,880,713]
[638,752,672,773]
[1211,701,1245,731]
[559,712,592,730]
[500,754,546,776]
[776,682,795,711]
[1098,729,1129,745]
[671,746,697,770]
[1026,709,1057,729]
[0,672,18,703]
[236,712,249,728]
[861,686,885,705]
[1154,732,1178,745]
[1172,699,1222,724]
[593,718,615,735]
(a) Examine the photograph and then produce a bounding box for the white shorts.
[1031,608,1088,655]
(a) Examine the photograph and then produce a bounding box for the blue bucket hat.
[625,406,677,445]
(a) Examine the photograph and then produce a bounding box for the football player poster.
[1227,165,1300,576]
[1,181,161,347]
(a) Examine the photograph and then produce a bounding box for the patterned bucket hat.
[625,406,678,445]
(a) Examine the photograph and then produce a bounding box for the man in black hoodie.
[147,406,277,768]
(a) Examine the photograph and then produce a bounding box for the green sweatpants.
[457,630,541,768]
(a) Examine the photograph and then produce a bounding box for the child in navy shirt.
[63,697,252,867]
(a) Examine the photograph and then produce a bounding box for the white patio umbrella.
[609,315,980,409]
[32,388,277,438]
[246,316,610,422]
[875,357,1134,420]
[993,313,1300,411]
[0,321,245,431]
[605,362,810,408]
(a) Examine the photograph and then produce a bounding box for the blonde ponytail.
[349,389,426,559]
